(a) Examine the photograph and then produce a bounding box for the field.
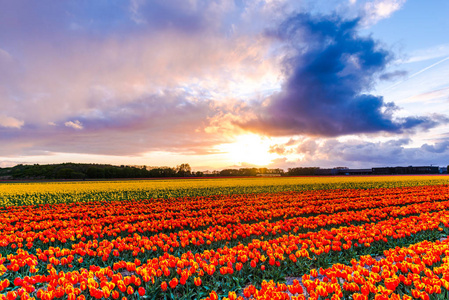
[1,175,449,300]
[2,175,449,206]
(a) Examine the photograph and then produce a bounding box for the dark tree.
[176,164,191,177]
[86,167,105,179]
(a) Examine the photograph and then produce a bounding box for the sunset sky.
[1,0,449,171]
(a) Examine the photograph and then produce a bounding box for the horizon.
[1,1,449,170]
[1,161,447,173]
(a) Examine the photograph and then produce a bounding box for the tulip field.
[1,176,449,300]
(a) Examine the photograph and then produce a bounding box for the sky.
[1,0,449,171]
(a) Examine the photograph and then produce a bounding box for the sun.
[218,134,277,166]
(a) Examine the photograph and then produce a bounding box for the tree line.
[0,163,287,180]
[0,163,198,180]
[3,164,443,180]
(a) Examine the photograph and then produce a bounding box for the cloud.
[0,48,12,62]
[268,137,449,169]
[421,141,449,154]
[402,87,449,104]
[361,0,406,26]
[64,120,83,130]
[324,138,449,167]
[127,0,234,32]
[269,144,288,155]
[0,115,24,129]
[379,70,407,81]
[0,0,284,158]
[0,91,230,157]
[0,0,446,168]
[404,43,449,63]
[297,139,318,155]
[0,0,280,127]
[238,13,446,137]
[0,160,27,168]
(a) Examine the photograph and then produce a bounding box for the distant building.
[339,169,373,175]
[256,173,281,177]
[372,166,439,175]
[314,168,372,175]
[127,165,171,171]
[314,169,336,176]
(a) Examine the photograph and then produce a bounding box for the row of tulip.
[2,184,449,299]
[5,196,449,277]
[3,176,447,207]
[2,185,448,253]
[1,206,447,299]
[212,237,449,300]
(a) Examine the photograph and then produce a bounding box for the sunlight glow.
[218,134,278,166]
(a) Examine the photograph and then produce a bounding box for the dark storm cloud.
[238,13,446,137]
